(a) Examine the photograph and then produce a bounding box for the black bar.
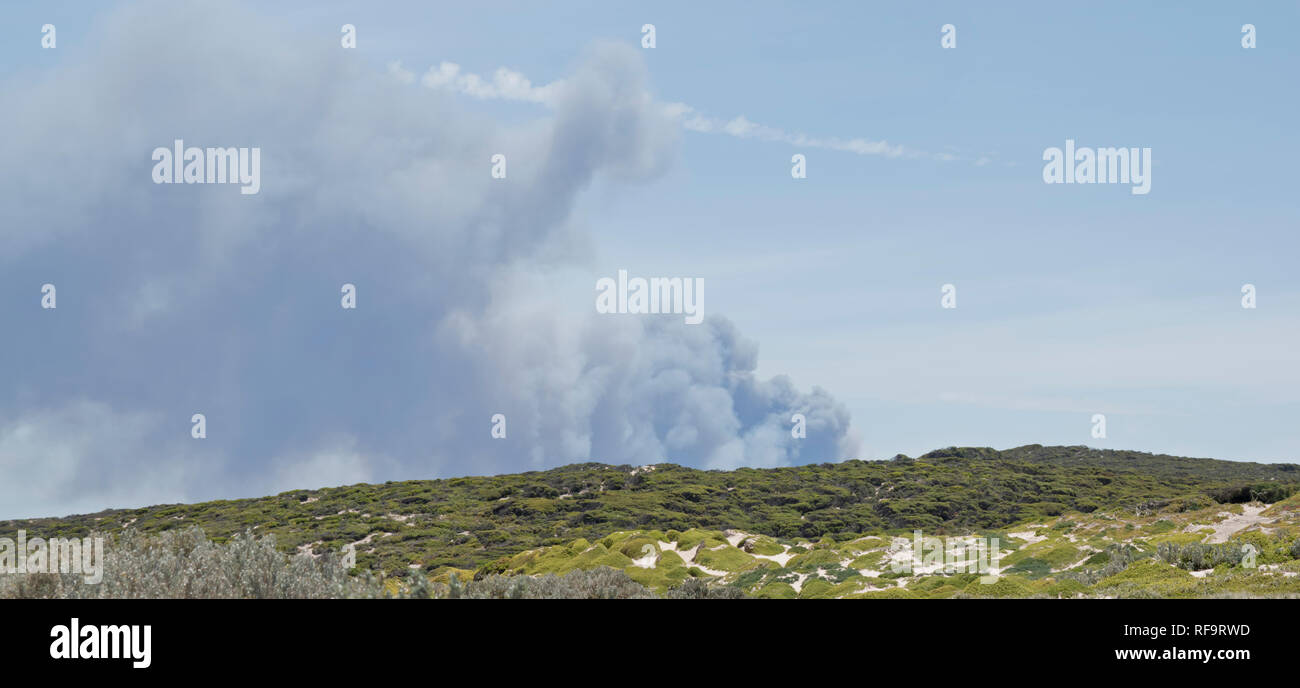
[4,599,1288,678]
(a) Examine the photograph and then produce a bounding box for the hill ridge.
[4,445,1297,576]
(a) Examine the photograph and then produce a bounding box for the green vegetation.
[6,445,1295,579]
[4,445,1299,598]
[0,526,743,600]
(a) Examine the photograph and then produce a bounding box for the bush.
[1058,544,1148,585]
[1005,557,1051,579]
[617,537,658,559]
[0,527,374,599]
[475,556,512,579]
[436,568,655,599]
[1207,483,1294,504]
[960,575,1033,598]
[0,529,754,600]
[665,578,747,599]
[1167,495,1215,512]
[1156,542,1245,571]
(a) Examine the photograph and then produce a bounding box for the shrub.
[440,568,655,599]
[798,579,835,599]
[1058,544,1148,585]
[0,527,375,599]
[665,578,747,599]
[786,548,842,572]
[617,537,658,559]
[1147,520,1177,534]
[1207,483,1294,504]
[741,536,786,556]
[693,546,758,573]
[1005,557,1051,579]
[1156,542,1245,571]
[1167,495,1215,512]
[753,582,797,599]
[960,575,1033,598]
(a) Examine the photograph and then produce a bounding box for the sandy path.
[1206,504,1268,543]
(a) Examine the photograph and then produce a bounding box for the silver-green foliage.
[0,527,379,599]
[429,568,656,599]
[424,569,746,599]
[1,527,742,599]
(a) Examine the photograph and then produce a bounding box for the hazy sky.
[1,2,1297,519]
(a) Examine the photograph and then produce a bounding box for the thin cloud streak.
[393,59,959,161]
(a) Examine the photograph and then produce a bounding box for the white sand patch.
[844,582,891,596]
[690,563,729,577]
[350,531,392,548]
[669,542,730,577]
[1257,564,1298,577]
[751,544,795,567]
[630,549,658,569]
[1052,551,1097,573]
[1206,504,1269,543]
[879,537,1012,578]
[1009,530,1046,545]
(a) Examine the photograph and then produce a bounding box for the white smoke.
[0,1,857,519]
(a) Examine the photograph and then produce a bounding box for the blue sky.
[1,2,1297,518]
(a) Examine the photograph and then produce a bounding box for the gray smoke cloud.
[0,1,857,519]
